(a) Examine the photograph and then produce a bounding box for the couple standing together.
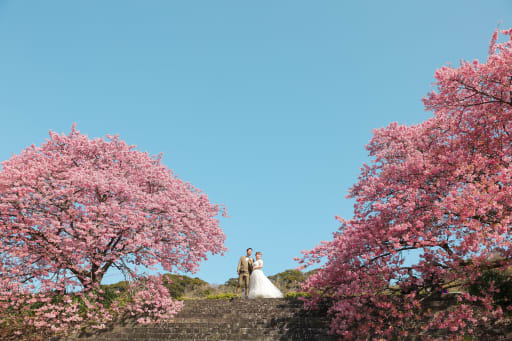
[236,248,283,299]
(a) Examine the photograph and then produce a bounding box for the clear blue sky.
[0,1,511,285]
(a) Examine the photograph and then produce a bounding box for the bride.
[248,251,283,299]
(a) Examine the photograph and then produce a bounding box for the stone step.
[175,311,307,317]
[116,325,327,335]
[59,298,336,341]
[68,329,336,341]
[70,334,335,341]
[164,317,329,325]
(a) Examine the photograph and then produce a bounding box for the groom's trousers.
[238,272,250,291]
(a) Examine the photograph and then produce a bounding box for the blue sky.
[0,1,511,285]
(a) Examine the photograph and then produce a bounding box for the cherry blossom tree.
[0,125,226,339]
[299,28,512,340]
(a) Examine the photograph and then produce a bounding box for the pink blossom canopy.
[298,28,512,339]
[0,125,227,293]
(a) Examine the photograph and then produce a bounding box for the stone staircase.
[66,298,336,341]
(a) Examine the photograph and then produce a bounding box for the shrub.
[206,292,238,300]
[284,291,312,299]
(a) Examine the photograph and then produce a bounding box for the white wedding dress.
[248,259,283,299]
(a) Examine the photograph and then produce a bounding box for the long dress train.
[248,259,283,299]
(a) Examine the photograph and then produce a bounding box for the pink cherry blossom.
[0,125,226,339]
[298,28,512,339]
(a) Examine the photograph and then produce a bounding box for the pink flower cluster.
[0,125,226,338]
[127,275,184,324]
[298,28,512,339]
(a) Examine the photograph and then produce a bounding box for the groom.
[236,248,254,298]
